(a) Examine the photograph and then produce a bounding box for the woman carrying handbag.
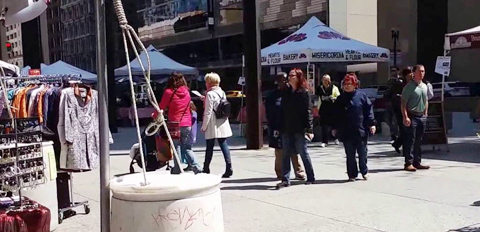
[159,73,202,174]
[201,72,233,178]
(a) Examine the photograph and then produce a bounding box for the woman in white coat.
[201,72,233,178]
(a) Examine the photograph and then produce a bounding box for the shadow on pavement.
[368,168,405,173]
[448,225,480,232]
[221,185,275,191]
[471,201,480,207]
[366,138,480,164]
[222,177,278,184]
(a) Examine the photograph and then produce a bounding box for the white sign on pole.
[238,76,246,86]
[435,56,451,76]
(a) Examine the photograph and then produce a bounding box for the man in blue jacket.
[266,72,305,180]
[332,73,376,181]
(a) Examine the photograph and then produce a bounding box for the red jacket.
[159,86,192,127]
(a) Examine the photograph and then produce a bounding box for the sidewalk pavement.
[56,113,480,232]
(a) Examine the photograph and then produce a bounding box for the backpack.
[213,91,231,119]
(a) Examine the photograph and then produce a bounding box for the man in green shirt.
[401,64,430,171]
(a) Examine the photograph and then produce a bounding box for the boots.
[202,166,210,174]
[222,163,233,178]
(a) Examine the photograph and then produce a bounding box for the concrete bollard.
[110,172,224,232]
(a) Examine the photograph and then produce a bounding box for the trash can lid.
[109,172,222,201]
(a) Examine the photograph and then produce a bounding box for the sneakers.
[320,143,326,148]
[348,178,356,182]
[276,181,291,189]
[404,165,417,172]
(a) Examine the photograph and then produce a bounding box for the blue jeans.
[174,127,201,173]
[343,136,368,178]
[204,138,232,167]
[281,133,315,183]
[403,115,426,166]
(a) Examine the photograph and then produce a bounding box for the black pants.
[343,136,368,178]
[321,125,334,144]
[403,115,426,166]
[392,107,405,149]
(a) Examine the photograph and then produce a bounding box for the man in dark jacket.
[333,73,376,181]
[386,68,411,153]
[266,73,305,180]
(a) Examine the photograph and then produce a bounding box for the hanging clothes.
[58,87,113,171]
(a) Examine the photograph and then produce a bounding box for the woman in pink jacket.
[159,73,201,174]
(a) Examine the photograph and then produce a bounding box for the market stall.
[261,16,389,94]
[261,16,389,66]
[444,25,480,129]
[41,61,97,84]
[115,45,199,78]
[115,45,200,124]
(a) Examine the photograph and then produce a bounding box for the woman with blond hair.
[201,72,233,178]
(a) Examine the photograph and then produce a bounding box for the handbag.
[164,89,189,140]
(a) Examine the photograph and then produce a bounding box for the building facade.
[6,24,23,67]
[378,0,480,83]
[136,0,331,87]
[61,0,97,73]
[46,0,64,63]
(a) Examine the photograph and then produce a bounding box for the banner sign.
[261,50,389,65]
[28,69,41,76]
[450,33,480,50]
[435,56,451,76]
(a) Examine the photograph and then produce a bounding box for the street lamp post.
[391,29,400,67]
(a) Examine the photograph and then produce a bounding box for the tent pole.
[94,0,110,231]
[441,49,447,102]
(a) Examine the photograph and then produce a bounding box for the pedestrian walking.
[385,66,400,143]
[332,73,376,181]
[388,68,412,154]
[159,73,202,174]
[182,101,199,172]
[401,65,430,171]
[317,74,340,147]
[276,68,315,189]
[201,72,234,178]
[266,72,306,180]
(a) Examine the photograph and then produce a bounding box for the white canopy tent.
[441,25,480,100]
[41,61,97,83]
[444,25,480,50]
[261,16,390,66]
[0,60,21,77]
[115,45,199,77]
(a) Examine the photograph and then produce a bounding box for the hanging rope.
[113,0,184,185]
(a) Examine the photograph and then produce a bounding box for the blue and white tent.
[115,45,199,77]
[41,61,97,83]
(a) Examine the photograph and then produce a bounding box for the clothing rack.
[1,74,91,223]
[57,171,90,224]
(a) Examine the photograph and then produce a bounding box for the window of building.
[15,51,18,56]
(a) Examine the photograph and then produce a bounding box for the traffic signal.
[6,42,11,52]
